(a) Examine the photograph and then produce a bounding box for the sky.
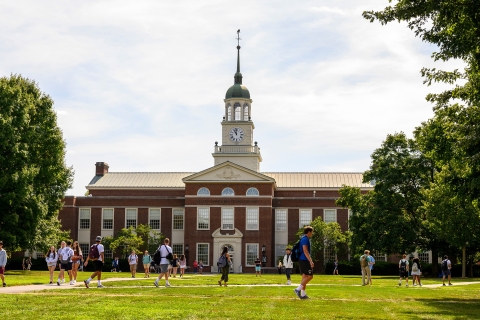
[0,1,464,196]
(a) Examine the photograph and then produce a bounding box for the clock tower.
[212,30,262,171]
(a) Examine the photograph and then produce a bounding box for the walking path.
[1,278,479,294]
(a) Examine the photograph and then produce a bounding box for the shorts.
[0,266,5,275]
[399,270,408,278]
[160,264,169,273]
[442,269,451,276]
[62,262,72,271]
[298,260,313,276]
[47,262,56,267]
[93,260,104,272]
[130,264,137,271]
[255,266,261,272]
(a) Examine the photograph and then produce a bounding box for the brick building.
[58,40,372,273]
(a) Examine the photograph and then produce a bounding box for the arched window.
[246,187,259,196]
[221,187,235,196]
[227,105,232,121]
[197,187,210,196]
[243,104,249,120]
[234,103,241,120]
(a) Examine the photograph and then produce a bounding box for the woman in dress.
[45,246,58,284]
[179,254,186,277]
[411,257,422,286]
[71,241,83,284]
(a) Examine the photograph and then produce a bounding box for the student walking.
[154,238,173,288]
[128,250,138,278]
[71,241,83,284]
[411,257,422,286]
[254,257,261,276]
[283,247,293,285]
[57,241,66,284]
[441,255,453,286]
[398,254,410,287]
[294,226,315,299]
[45,246,58,284]
[143,251,152,278]
[0,241,7,287]
[218,246,231,287]
[171,254,178,277]
[193,260,198,273]
[369,255,375,285]
[198,260,204,274]
[58,240,74,285]
[83,236,105,288]
[333,259,339,275]
[179,254,186,277]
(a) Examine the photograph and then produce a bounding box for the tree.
[0,75,73,251]
[106,224,163,258]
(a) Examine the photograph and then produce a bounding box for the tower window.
[234,103,241,120]
[227,105,232,121]
[243,105,249,120]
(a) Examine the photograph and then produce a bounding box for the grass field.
[1,271,479,319]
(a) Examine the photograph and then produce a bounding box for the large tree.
[0,75,73,252]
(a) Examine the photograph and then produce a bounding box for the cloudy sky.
[1,1,463,195]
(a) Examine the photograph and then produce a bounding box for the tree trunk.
[462,244,466,278]
[431,248,438,277]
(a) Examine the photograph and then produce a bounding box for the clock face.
[229,127,245,143]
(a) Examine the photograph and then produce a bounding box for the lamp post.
[261,244,266,267]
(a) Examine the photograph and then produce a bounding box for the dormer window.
[234,103,241,120]
[197,187,210,196]
[222,187,235,196]
[246,187,259,196]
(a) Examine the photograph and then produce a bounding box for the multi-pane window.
[243,105,249,120]
[234,103,241,120]
[418,251,430,264]
[227,105,232,121]
[222,187,234,196]
[104,250,113,260]
[79,208,91,229]
[324,246,336,264]
[197,187,210,196]
[149,209,161,230]
[222,208,234,230]
[246,187,259,196]
[374,251,387,262]
[173,209,184,230]
[324,209,337,223]
[79,244,90,257]
[36,252,45,258]
[246,207,259,230]
[275,244,287,260]
[246,244,258,266]
[197,207,210,230]
[299,209,312,228]
[102,208,114,230]
[197,243,209,266]
[172,244,184,256]
[275,209,287,231]
[126,208,137,228]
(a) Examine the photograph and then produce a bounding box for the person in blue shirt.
[360,250,373,286]
[293,226,314,300]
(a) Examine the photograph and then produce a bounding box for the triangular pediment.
[183,161,276,183]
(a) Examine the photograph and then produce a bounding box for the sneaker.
[154,281,159,288]
[413,284,417,286]
[406,284,409,287]
[443,284,446,286]
[294,289,301,299]
[57,280,60,286]
[448,283,453,286]
[287,280,291,285]
[398,283,401,286]
[419,284,423,287]
[2,283,5,287]
[73,280,76,284]
[218,280,222,286]
[300,295,310,300]
[165,283,171,287]
[70,281,74,285]
[61,279,65,284]
[97,284,104,288]
[84,280,89,288]
[49,281,53,284]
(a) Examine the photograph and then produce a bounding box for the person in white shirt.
[83,236,105,288]
[0,241,7,287]
[58,241,74,285]
[128,250,138,278]
[57,241,66,284]
[283,247,294,285]
[154,238,173,288]
[45,246,58,284]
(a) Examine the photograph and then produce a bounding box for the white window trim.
[245,207,259,230]
[101,208,114,230]
[324,209,337,223]
[245,243,259,267]
[275,209,288,231]
[299,209,312,228]
[197,243,210,266]
[149,208,161,230]
[173,208,185,230]
[221,207,235,230]
[197,207,210,230]
[79,208,91,230]
[125,208,138,228]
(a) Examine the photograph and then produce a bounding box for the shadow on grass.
[400,298,480,319]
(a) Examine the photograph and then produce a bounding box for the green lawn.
[1,271,479,319]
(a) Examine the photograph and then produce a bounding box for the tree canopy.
[0,75,73,252]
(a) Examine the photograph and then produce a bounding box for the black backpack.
[290,239,302,263]
[153,250,161,265]
[441,260,448,271]
[399,259,407,272]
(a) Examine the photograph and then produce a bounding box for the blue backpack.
[217,254,227,268]
[290,239,302,263]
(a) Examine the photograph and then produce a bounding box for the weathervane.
[236,29,241,49]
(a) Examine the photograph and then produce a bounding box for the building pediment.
[183,161,276,184]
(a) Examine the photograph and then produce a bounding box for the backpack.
[412,262,418,272]
[153,250,161,265]
[60,249,71,264]
[88,244,100,260]
[441,260,448,271]
[360,255,368,268]
[290,239,302,263]
[217,254,227,268]
[399,259,407,272]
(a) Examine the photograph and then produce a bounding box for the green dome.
[225,83,250,99]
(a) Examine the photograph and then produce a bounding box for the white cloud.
[310,6,345,15]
